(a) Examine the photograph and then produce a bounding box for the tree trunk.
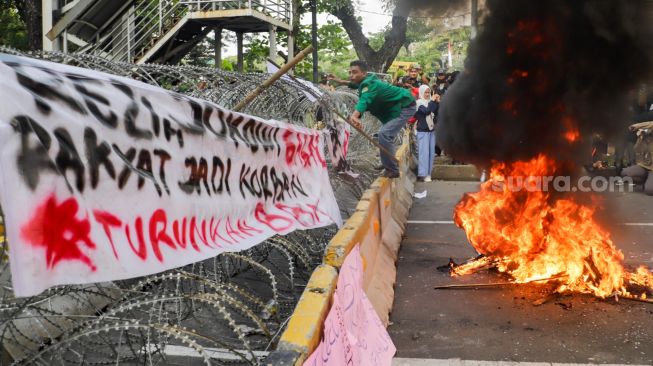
[471,0,479,39]
[330,2,408,73]
[290,0,303,56]
[14,0,43,51]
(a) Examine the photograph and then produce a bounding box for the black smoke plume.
[437,0,653,168]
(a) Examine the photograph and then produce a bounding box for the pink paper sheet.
[304,245,396,365]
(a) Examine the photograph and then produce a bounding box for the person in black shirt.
[432,69,449,96]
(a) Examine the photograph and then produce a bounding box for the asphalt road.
[388,180,653,365]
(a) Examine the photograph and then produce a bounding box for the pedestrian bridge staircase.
[46,0,291,64]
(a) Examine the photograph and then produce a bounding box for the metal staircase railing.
[80,0,187,63]
[179,0,291,22]
[76,0,291,63]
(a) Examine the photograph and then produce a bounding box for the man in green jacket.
[331,60,415,178]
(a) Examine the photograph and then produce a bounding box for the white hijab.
[416,85,434,130]
[416,85,431,108]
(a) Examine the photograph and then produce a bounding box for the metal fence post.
[127,16,131,63]
[158,0,163,33]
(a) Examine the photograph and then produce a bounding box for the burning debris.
[444,155,653,302]
[434,0,653,303]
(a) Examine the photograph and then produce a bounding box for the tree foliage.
[3,0,42,50]
[244,34,271,70]
[396,25,471,73]
[0,2,27,49]
[183,37,214,66]
[319,0,410,72]
[370,17,433,55]
[403,18,433,55]
[316,20,351,57]
[228,21,352,76]
[181,30,237,68]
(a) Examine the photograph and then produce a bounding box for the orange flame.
[562,116,580,143]
[564,130,580,143]
[454,155,653,298]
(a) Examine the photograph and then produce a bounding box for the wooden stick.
[266,59,399,164]
[328,105,400,165]
[434,275,566,290]
[618,294,653,304]
[433,282,520,290]
[233,45,314,112]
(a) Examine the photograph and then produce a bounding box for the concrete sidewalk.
[388,181,653,365]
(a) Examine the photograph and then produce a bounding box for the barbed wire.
[0,47,385,365]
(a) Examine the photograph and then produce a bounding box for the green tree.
[0,3,27,49]
[403,18,432,56]
[321,0,410,72]
[318,20,351,57]
[397,26,471,74]
[293,21,352,78]
[370,18,432,56]
[238,20,352,76]
[221,59,234,71]
[319,0,470,72]
[182,30,237,68]
[244,34,270,71]
[183,38,214,66]
[4,0,42,50]
[368,28,387,51]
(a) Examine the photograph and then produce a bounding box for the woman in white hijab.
[414,85,440,182]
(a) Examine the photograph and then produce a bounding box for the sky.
[308,0,390,34]
[222,0,389,56]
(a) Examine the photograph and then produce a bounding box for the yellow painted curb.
[277,264,338,364]
[324,209,369,268]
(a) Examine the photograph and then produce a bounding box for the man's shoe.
[382,170,400,178]
[424,176,432,182]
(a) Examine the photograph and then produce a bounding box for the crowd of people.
[613,90,653,195]
[323,60,653,197]
[327,62,459,181]
[392,64,459,99]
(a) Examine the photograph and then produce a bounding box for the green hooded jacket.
[350,74,415,124]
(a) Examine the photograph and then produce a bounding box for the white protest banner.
[0,54,342,297]
[324,116,358,179]
[265,61,356,177]
[303,245,396,366]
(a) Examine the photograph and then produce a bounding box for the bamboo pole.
[233,45,314,112]
[433,275,567,290]
[433,282,521,290]
[265,59,399,164]
[617,294,653,304]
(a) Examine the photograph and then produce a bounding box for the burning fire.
[453,155,653,298]
[562,116,580,143]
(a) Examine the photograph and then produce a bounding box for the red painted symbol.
[282,130,326,167]
[254,202,294,232]
[21,194,97,271]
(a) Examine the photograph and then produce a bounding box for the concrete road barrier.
[266,132,416,365]
[433,164,481,181]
